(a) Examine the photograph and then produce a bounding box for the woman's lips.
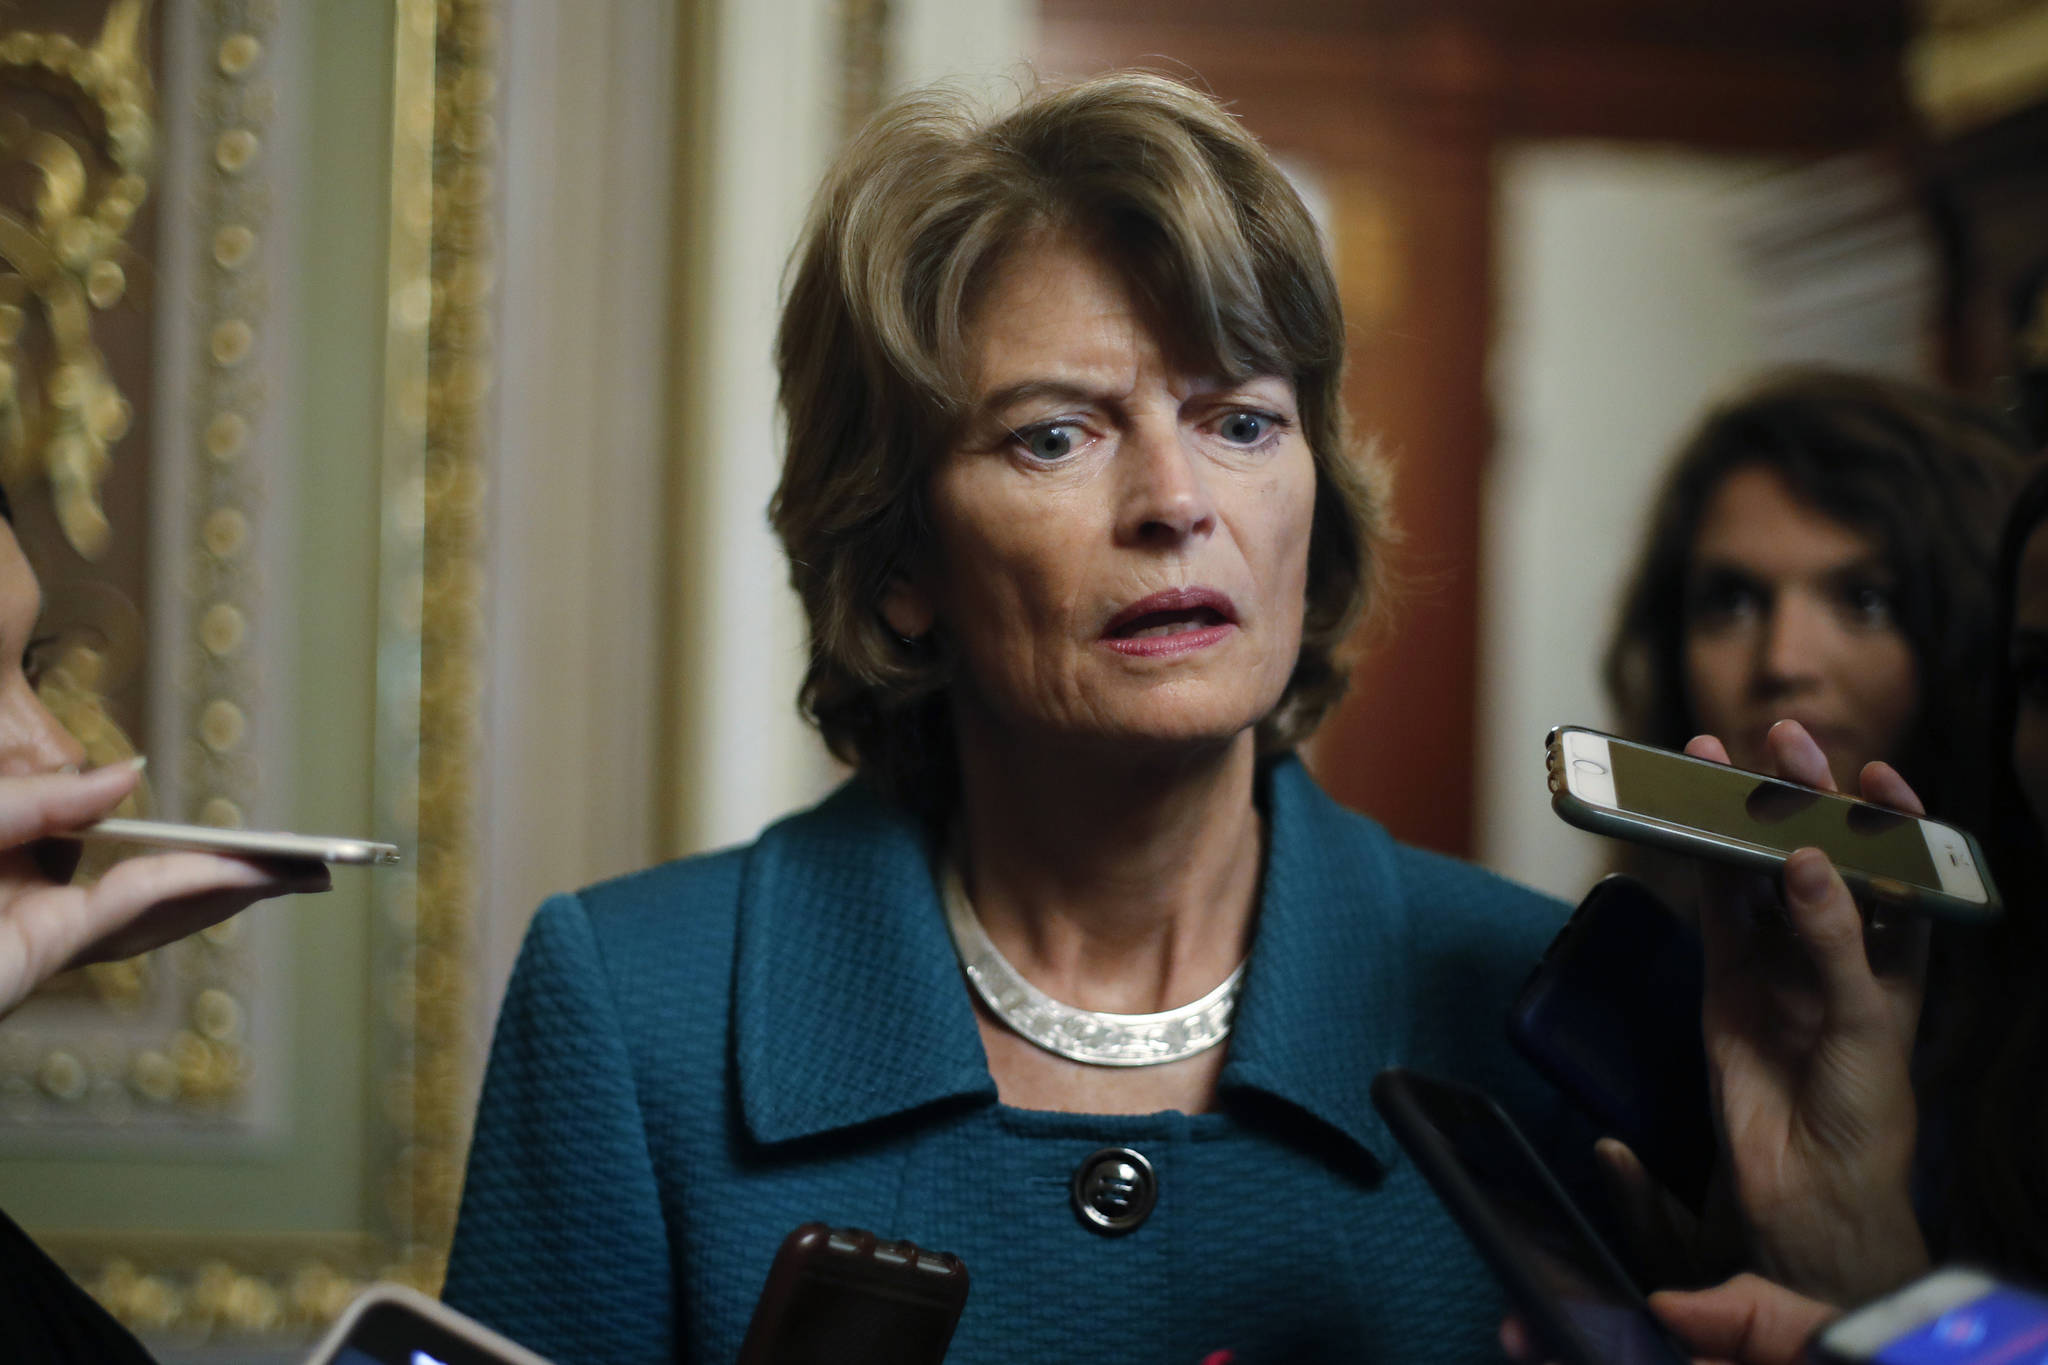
[1101,588,1238,657]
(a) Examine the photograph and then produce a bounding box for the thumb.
[0,762,146,851]
[1651,1274,1837,1365]
[1780,848,1886,1033]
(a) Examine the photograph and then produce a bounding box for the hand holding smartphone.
[1546,726,1998,921]
[1553,723,1936,1306]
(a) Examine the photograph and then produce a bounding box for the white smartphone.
[1810,1266,2048,1364]
[1546,726,1999,922]
[303,1283,556,1365]
[73,818,401,866]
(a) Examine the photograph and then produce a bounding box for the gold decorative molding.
[41,1229,384,1338]
[0,0,272,1134]
[0,0,153,560]
[375,0,494,1289]
[22,0,499,1340]
[182,0,272,847]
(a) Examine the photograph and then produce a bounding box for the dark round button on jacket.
[1072,1146,1156,1235]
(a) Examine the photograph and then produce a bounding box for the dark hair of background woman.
[1941,458,2048,1281]
[1605,368,2028,830]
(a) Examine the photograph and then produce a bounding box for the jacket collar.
[732,780,996,1145]
[1215,757,1410,1166]
[732,757,1410,1164]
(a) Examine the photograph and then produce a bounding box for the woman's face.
[887,232,1317,757]
[2007,522,2048,830]
[1681,464,1918,783]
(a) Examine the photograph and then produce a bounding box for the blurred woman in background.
[1595,375,2027,1306]
[1607,370,2025,846]
[1642,458,2048,1363]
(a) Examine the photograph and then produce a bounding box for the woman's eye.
[1842,582,1897,626]
[1689,575,1761,622]
[1018,424,1082,461]
[1216,411,1274,446]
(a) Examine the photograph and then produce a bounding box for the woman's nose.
[1115,421,1217,547]
[1756,595,1829,691]
[0,676,88,776]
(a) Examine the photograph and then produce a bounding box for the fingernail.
[107,756,147,774]
[1785,849,1831,901]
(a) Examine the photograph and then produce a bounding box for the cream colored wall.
[1476,145,1778,902]
[475,0,682,1034]
[663,0,1038,867]
[475,0,1035,1024]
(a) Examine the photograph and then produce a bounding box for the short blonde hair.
[771,72,1386,811]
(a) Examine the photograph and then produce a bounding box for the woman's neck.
[950,718,1264,1016]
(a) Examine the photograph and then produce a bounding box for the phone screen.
[330,1302,528,1365]
[1861,1286,2048,1365]
[1384,1072,1688,1365]
[1606,741,1938,887]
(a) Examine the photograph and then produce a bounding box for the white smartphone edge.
[1917,816,1988,904]
[75,818,401,866]
[1558,729,1619,811]
[304,1282,557,1365]
[1556,727,1989,907]
[1817,1266,1999,1357]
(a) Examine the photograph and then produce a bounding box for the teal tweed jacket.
[442,756,1573,1364]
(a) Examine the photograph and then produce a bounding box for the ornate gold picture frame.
[0,0,494,1345]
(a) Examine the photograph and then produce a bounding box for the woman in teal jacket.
[443,72,1572,1363]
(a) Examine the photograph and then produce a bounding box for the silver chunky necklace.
[939,858,1244,1068]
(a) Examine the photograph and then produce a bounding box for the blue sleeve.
[442,894,677,1365]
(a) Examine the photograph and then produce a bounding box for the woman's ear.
[880,576,935,641]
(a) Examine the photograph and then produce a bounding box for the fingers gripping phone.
[738,1223,970,1365]
[303,1283,557,1365]
[1508,875,1716,1210]
[1810,1266,2048,1364]
[1546,726,2000,922]
[1371,1067,1692,1365]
